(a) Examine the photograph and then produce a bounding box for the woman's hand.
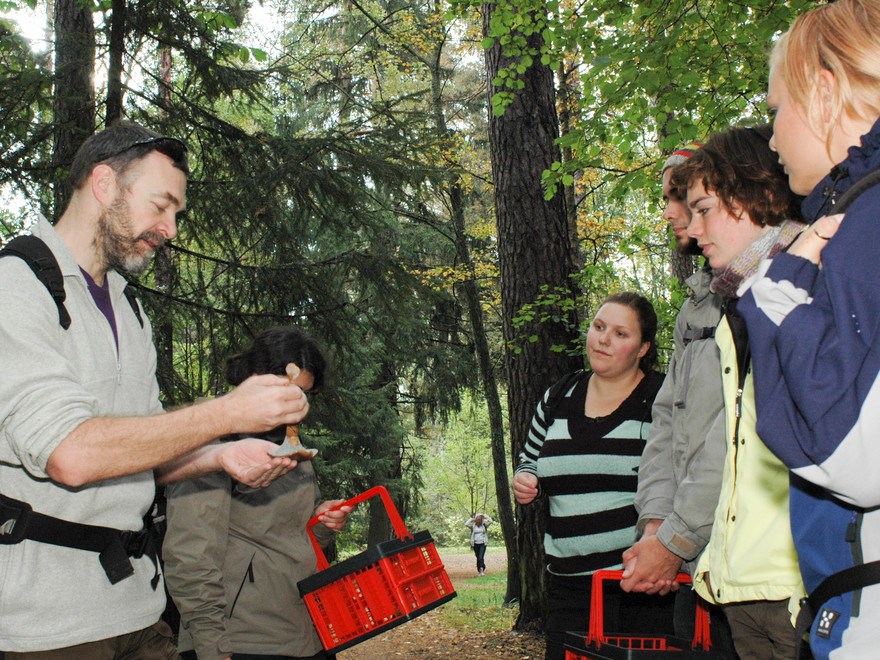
[513,472,539,505]
[788,214,844,265]
[315,500,354,532]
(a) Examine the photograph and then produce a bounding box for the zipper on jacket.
[229,553,256,618]
[847,510,865,617]
[812,165,848,221]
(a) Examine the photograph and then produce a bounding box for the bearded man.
[620,143,732,651]
[0,122,308,656]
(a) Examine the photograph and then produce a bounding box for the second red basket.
[564,569,722,659]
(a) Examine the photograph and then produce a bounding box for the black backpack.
[0,234,143,329]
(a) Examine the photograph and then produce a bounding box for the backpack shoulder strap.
[833,168,880,214]
[682,325,715,345]
[0,235,144,330]
[544,369,585,422]
[0,235,71,329]
[122,283,144,328]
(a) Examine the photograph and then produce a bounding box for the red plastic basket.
[297,486,456,654]
[564,570,718,659]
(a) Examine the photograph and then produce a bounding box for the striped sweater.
[517,370,664,576]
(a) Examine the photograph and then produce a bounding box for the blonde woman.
[738,1,880,657]
[465,513,493,575]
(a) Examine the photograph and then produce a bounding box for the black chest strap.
[795,560,880,659]
[0,494,159,589]
[681,326,715,345]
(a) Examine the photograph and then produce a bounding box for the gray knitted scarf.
[710,219,806,299]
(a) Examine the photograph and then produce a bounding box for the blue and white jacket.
[738,117,880,659]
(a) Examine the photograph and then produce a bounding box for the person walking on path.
[465,513,493,576]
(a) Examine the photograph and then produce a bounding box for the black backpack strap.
[123,283,144,328]
[794,560,880,659]
[0,493,160,589]
[0,235,71,329]
[1,234,145,330]
[544,369,586,422]
[832,168,880,214]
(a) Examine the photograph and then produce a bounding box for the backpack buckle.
[0,494,33,545]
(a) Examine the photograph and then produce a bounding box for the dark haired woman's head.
[225,327,326,391]
[589,291,659,374]
[671,124,803,228]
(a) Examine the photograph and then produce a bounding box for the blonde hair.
[772,0,880,153]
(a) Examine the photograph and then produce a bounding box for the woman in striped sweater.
[513,292,669,660]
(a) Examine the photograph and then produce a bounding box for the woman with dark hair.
[512,292,668,660]
[674,125,806,658]
[163,326,350,660]
[224,327,326,391]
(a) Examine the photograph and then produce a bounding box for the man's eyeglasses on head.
[100,136,188,163]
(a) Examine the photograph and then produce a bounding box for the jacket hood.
[685,263,714,304]
[802,116,880,222]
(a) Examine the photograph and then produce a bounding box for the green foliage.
[0,17,52,207]
[456,0,815,200]
[0,0,492,505]
[408,391,508,547]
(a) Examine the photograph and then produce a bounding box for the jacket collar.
[802,116,880,223]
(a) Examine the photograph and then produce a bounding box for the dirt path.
[335,549,545,659]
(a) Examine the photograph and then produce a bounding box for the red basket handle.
[305,485,411,571]
[586,569,709,650]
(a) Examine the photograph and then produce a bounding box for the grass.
[436,561,517,633]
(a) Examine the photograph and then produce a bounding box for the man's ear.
[89,163,118,205]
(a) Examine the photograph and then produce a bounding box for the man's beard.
[96,197,165,275]
[676,236,703,257]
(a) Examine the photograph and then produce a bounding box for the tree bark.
[52,0,95,214]
[154,47,177,402]
[366,360,401,547]
[105,0,126,125]
[483,5,582,631]
[670,251,696,285]
[556,61,582,272]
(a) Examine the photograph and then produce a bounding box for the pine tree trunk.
[366,360,401,546]
[105,0,126,125]
[483,5,582,631]
[154,47,177,403]
[52,0,95,214]
[670,251,696,286]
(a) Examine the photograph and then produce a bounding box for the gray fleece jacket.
[634,266,726,571]
[0,216,165,651]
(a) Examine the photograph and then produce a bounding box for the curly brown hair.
[670,124,803,227]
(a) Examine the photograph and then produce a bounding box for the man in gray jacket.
[0,123,307,656]
[620,143,726,600]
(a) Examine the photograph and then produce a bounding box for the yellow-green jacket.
[693,314,804,614]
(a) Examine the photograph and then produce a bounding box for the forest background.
[0,0,815,632]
